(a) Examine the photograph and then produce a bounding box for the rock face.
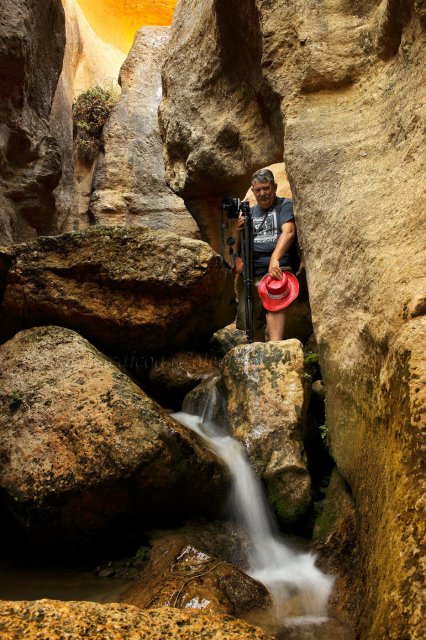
[0,600,273,640]
[0,226,235,355]
[0,326,227,548]
[49,0,126,232]
[0,0,65,245]
[90,27,199,239]
[121,526,271,615]
[159,0,285,258]
[160,3,426,638]
[222,341,311,527]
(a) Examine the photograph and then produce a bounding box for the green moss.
[9,390,22,411]
[304,351,320,379]
[312,469,355,544]
[267,486,307,526]
[319,421,328,442]
[134,545,150,564]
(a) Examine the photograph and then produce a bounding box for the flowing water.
[172,380,350,638]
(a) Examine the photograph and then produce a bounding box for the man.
[235,168,299,341]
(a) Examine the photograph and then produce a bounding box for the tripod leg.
[241,214,254,344]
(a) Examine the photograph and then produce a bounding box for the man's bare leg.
[266,309,286,341]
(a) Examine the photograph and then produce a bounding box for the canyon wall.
[160,2,426,639]
[50,0,126,232]
[0,0,66,244]
[89,27,199,238]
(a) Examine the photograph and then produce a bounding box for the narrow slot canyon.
[0,2,424,640]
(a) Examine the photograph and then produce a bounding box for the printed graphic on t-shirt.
[253,211,278,246]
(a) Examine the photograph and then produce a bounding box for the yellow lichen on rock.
[77,0,177,53]
[0,600,274,639]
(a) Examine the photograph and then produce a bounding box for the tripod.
[239,202,254,344]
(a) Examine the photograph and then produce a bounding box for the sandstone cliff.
[89,27,199,238]
[0,0,65,244]
[160,2,426,639]
[50,0,126,232]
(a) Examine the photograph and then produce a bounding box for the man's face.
[251,180,278,209]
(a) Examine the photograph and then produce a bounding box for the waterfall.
[172,379,334,625]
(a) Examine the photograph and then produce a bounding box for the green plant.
[72,85,118,163]
[319,422,328,443]
[304,352,319,366]
[133,545,150,564]
[9,390,22,410]
[304,351,321,378]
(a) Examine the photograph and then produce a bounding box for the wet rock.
[120,524,270,616]
[311,380,325,400]
[182,377,229,431]
[0,0,65,245]
[209,324,247,358]
[313,469,361,628]
[0,326,227,549]
[149,352,220,408]
[222,340,312,527]
[90,27,199,239]
[1,226,235,354]
[0,600,273,639]
[313,469,355,545]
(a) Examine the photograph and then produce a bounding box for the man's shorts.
[236,267,294,341]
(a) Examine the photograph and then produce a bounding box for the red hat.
[257,271,299,311]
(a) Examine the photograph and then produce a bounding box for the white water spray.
[173,380,334,625]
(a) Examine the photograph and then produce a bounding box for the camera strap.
[253,200,287,236]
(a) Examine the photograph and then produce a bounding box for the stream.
[172,380,354,640]
[0,380,354,640]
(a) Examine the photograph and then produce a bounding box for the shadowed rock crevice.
[374,0,414,59]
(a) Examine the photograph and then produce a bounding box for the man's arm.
[268,221,296,279]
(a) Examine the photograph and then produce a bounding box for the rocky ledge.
[0,600,274,640]
[0,225,236,355]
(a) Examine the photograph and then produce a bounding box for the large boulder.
[222,340,312,527]
[0,326,227,549]
[0,0,65,245]
[121,525,271,616]
[160,3,426,638]
[89,27,199,239]
[0,600,273,640]
[0,226,235,354]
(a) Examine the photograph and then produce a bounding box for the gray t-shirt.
[251,197,298,276]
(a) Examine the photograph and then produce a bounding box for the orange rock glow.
[77,0,177,53]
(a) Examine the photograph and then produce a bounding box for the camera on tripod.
[222,197,250,219]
